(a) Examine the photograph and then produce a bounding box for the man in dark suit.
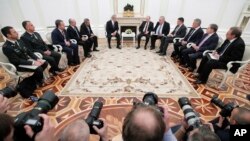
[157,17,187,55]
[136,16,154,49]
[67,18,92,58]
[80,18,99,51]
[21,21,63,75]
[195,27,245,84]
[150,16,170,50]
[106,15,121,49]
[1,26,48,98]
[171,18,204,59]
[181,24,219,71]
[52,19,80,66]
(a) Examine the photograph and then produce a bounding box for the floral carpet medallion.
[61,47,199,97]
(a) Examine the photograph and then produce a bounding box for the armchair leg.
[218,72,228,89]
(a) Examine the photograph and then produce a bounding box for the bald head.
[60,120,90,141]
[145,16,151,22]
[122,105,166,141]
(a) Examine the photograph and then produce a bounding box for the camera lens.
[0,86,17,98]
[142,92,158,106]
[210,96,225,109]
[178,97,201,129]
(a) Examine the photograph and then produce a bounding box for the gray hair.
[194,18,202,26]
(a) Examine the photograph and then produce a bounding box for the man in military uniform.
[1,26,48,98]
[21,21,63,75]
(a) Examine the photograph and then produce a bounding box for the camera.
[178,97,202,130]
[210,95,237,117]
[133,92,164,115]
[0,86,17,98]
[85,101,104,134]
[13,90,59,141]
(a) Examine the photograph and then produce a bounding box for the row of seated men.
[1,94,250,141]
[131,15,245,84]
[0,18,99,98]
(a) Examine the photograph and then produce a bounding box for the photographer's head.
[60,120,90,141]
[122,104,166,141]
[188,126,221,141]
[0,113,14,141]
[230,107,250,125]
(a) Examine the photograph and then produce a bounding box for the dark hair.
[210,24,218,32]
[22,21,30,30]
[55,19,63,28]
[1,26,13,37]
[0,113,14,141]
[189,126,221,141]
[178,17,184,23]
[122,105,166,141]
[233,107,250,125]
[230,27,242,38]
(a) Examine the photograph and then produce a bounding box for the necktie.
[198,34,210,47]
[173,25,180,36]
[157,25,162,35]
[15,41,19,47]
[144,22,149,33]
[187,28,195,41]
[32,33,38,40]
[87,27,91,34]
[74,27,80,38]
[61,31,66,39]
[112,21,115,29]
[219,41,231,55]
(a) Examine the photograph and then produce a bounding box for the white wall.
[0,0,249,42]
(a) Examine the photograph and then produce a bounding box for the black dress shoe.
[93,49,99,51]
[187,67,194,72]
[69,63,77,66]
[117,46,121,49]
[144,47,147,50]
[159,53,166,56]
[136,46,140,49]
[57,68,65,72]
[150,47,155,50]
[86,54,92,58]
[108,46,111,49]
[49,69,58,76]
[156,50,161,53]
[195,80,205,84]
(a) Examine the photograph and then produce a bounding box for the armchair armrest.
[34,52,43,59]
[226,59,250,72]
[0,62,17,76]
[81,35,88,41]
[187,42,195,48]
[203,50,214,56]
[70,39,77,44]
[52,45,63,53]
[173,37,184,43]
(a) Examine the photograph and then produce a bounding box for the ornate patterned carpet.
[1,40,249,140]
[61,47,198,97]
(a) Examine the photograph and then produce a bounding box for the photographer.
[122,104,177,141]
[0,113,56,141]
[60,119,110,141]
[174,119,221,141]
[211,107,250,141]
[0,95,9,113]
